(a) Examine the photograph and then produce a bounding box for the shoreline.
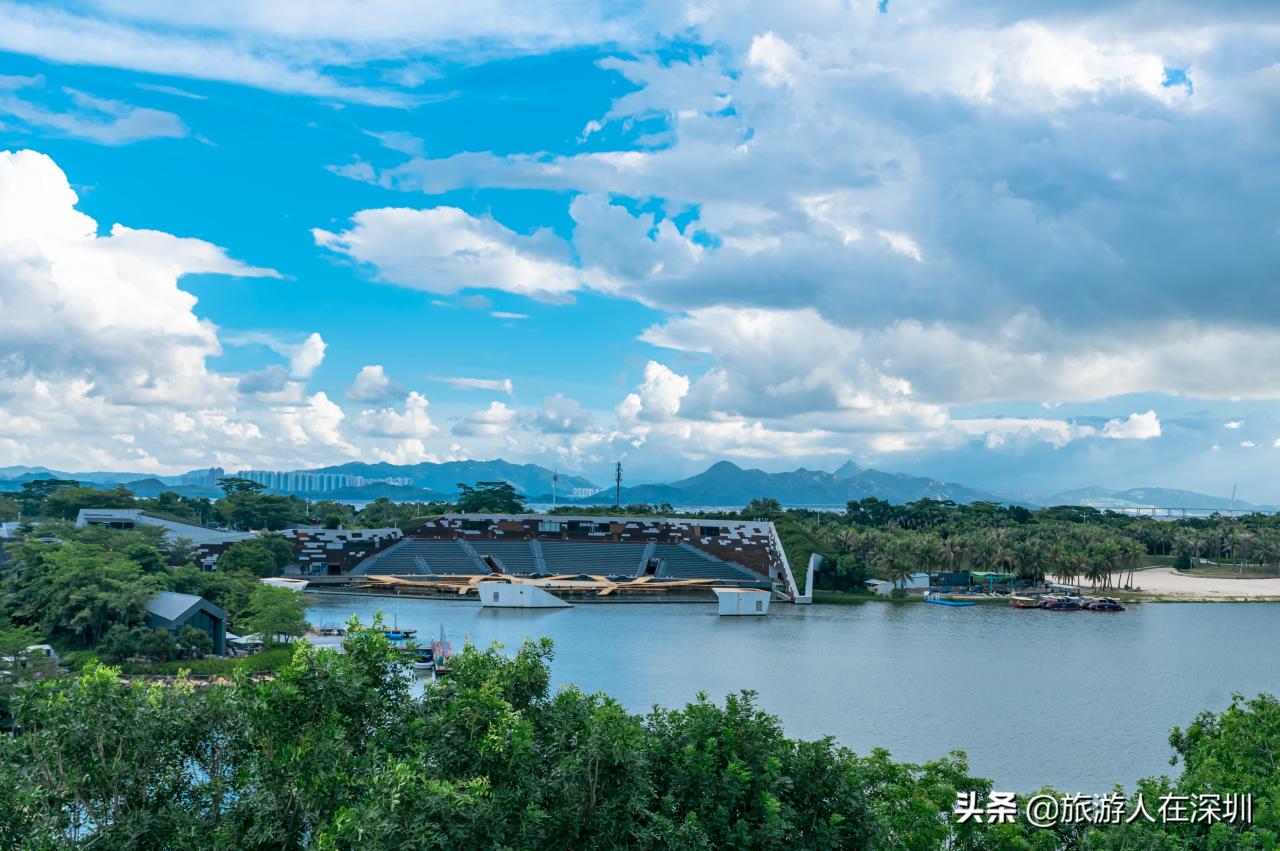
[312,586,1280,606]
[1053,567,1280,603]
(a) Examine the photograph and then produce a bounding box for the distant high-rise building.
[181,466,225,488]
[231,469,412,494]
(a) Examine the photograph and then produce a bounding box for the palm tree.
[1189,532,1208,567]
[968,534,997,573]
[1237,530,1256,573]
[1121,538,1145,588]
[1084,549,1110,589]
[941,535,967,572]
[1260,531,1280,576]
[911,533,945,574]
[872,538,916,591]
[1014,540,1045,585]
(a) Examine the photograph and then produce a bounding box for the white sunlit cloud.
[452,401,517,436]
[347,364,403,402]
[225,331,327,379]
[312,206,607,302]
[357,391,438,439]
[0,148,372,472]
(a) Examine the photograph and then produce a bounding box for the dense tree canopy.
[217,476,266,496]
[455,481,525,514]
[216,535,295,577]
[246,586,308,644]
[1,627,1276,849]
[42,485,135,520]
[13,479,79,516]
[213,492,308,531]
[2,540,160,647]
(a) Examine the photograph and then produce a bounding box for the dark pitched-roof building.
[146,591,227,656]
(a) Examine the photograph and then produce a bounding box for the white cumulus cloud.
[313,206,599,302]
[1101,410,1163,440]
[357,391,438,439]
[452,401,517,436]
[347,364,401,402]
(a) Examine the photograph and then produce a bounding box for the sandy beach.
[1123,568,1280,600]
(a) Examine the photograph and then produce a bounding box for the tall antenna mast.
[552,468,558,509]
[615,462,622,508]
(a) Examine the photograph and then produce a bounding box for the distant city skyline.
[2,3,1279,498]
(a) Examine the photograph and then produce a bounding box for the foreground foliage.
[2,622,1277,850]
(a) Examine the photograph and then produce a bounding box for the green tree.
[0,495,19,522]
[177,624,214,658]
[213,492,306,530]
[309,499,357,527]
[168,564,259,623]
[2,541,158,646]
[0,616,46,728]
[97,623,144,662]
[246,585,308,644]
[743,497,784,518]
[42,484,136,520]
[216,535,295,577]
[162,536,199,567]
[218,476,266,495]
[139,490,211,523]
[14,478,79,516]
[1164,692,1280,846]
[455,481,525,513]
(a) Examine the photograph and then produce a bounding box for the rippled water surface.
[306,593,1280,791]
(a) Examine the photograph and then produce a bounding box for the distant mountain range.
[0,466,173,485]
[1045,486,1277,513]
[309,460,597,499]
[560,460,1016,508]
[1,460,1273,512]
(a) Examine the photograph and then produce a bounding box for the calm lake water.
[305,593,1280,792]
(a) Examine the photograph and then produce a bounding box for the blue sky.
[0,1,1278,500]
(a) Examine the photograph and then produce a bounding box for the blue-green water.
[305,593,1280,791]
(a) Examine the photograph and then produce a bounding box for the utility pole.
[552,468,558,509]
[614,462,622,509]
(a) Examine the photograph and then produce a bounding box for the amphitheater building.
[341,513,803,602]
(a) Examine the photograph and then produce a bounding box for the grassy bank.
[1179,564,1280,579]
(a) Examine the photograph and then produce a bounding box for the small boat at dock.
[398,645,435,672]
[926,597,975,607]
[1038,596,1082,611]
[1009,596,1039,609]
[1082,597,1126,612]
